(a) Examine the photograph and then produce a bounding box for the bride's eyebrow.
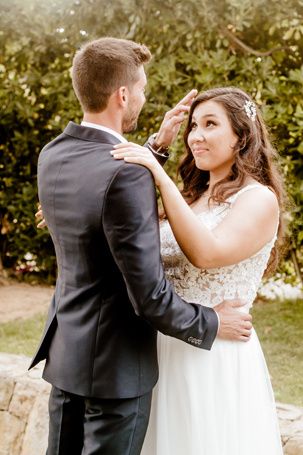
[191,113,218,123]
[201,113,218,119]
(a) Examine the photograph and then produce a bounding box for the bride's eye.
[206,120,216,127]
[190,121,197,130]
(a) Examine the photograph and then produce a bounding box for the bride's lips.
[192,148,209,156]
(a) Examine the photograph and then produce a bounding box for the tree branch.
[220,27,290,57]
[291,249,303,287]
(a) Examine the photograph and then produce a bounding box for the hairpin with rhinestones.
[244,100,257,122]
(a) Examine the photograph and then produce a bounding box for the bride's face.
[187,100,238,175]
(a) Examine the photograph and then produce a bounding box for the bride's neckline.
[190,183,265,216]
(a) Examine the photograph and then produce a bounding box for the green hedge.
[0,0,302,282]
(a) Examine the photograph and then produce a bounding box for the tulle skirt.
[141,329,283,455]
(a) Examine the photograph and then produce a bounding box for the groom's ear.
[117,86,128,107]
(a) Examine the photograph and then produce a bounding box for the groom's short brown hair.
[72,37,151,113]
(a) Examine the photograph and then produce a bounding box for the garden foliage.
[0,0,302,281]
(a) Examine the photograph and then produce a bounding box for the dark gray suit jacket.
[29,122,218,399]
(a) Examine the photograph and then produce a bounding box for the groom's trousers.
[47,386,152,455]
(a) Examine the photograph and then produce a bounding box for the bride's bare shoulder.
[233,183,279,218]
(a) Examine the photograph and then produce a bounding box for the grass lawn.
[0,299,302,406]
[252,298,303,407]
[0,312,46,358]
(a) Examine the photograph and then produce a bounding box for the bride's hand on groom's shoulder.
[111,143,169,187]
[155,89,198,148]
[214,299,253,342]
[35,204,47,229]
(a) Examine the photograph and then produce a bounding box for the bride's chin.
[194,161,211,172]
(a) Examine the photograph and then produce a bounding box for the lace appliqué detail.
[160,186,277,311]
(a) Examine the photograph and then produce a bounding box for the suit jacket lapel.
[63,121,122,146]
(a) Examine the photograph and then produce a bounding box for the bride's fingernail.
[110,151,114,154]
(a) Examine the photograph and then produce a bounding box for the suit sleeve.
[102,163,218,350]
[143,139,169,166]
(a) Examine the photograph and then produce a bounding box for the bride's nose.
[192,132,206,143]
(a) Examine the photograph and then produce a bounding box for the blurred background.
[0,0,302,405]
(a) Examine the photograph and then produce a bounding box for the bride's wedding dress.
[141,184,283,455]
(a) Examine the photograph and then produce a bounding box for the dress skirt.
[141,329,283,455]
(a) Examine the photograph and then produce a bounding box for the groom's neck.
[82,110,123,135]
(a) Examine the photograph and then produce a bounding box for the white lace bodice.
[160,184,277,311]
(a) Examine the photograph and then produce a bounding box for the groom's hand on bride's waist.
[35,204,47,229]
[213,300,252,342]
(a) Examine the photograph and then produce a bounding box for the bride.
[112,87,285,454]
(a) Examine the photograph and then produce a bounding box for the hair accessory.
[244,100,257,121]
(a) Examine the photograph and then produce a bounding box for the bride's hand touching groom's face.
[111,89,198,185]
[155,89,198,149]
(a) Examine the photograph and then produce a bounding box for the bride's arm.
[112,144,279,269]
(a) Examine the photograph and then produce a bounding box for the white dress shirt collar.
[81,121,127,144]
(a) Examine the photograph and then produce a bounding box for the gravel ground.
[0,282,53,323]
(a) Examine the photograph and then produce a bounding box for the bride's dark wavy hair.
[179,86,287,274]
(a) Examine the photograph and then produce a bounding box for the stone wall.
[0,353,302,454]
[0,353,50,455]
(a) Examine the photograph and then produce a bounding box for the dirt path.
[0,282,53,323]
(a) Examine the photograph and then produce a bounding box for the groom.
[30,37,252,455]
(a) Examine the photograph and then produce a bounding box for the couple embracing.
[30,37,284,454]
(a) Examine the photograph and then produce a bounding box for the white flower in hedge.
[259,277,303,301]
